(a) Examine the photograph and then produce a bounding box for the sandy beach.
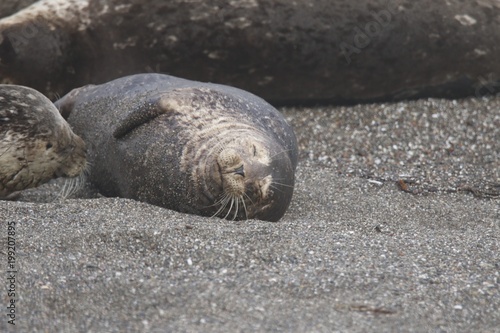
[1,97,499,332]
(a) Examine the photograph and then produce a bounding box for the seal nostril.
[46,142,53,149]
[234,165,245,177]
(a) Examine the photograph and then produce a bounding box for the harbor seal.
[55,74,298,221]
[0,84,87,198]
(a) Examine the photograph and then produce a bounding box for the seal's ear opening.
[112,94,174,139]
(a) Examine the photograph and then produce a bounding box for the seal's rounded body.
[56,74,298,221]
[0,84,86,198]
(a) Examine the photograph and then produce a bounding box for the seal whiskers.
[223,197,235,220]
[211,193,233,219]
[240,196,249,220]
[57,176,77,200]
[56,165,89,200]
[270,179,296,192]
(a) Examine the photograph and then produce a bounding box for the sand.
[1,97,498,332]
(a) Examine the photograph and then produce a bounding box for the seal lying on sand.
[55,74,298,221]
[0,84,87,199]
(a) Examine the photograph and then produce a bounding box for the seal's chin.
[212,140,294,222]
[54,134,88,178]
[246,157,295,222]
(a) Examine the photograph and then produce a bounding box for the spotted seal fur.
[0,84,87,198]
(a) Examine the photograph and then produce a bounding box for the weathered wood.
[1,0,500,103]
[0,0,37,19]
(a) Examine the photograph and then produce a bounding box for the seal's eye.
[234,165,245,177]
[252,145,257,156]
[46,143,53,149]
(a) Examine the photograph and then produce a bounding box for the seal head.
[0,84,86,198]
[197,132,294,221]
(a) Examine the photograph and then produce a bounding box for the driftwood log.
[0,0,37,19]
[1,0,500,104]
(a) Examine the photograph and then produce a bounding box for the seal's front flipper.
[112,94,175,139]
[112,89,195,139]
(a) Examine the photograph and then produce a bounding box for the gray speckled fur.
[0,84,86,197]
